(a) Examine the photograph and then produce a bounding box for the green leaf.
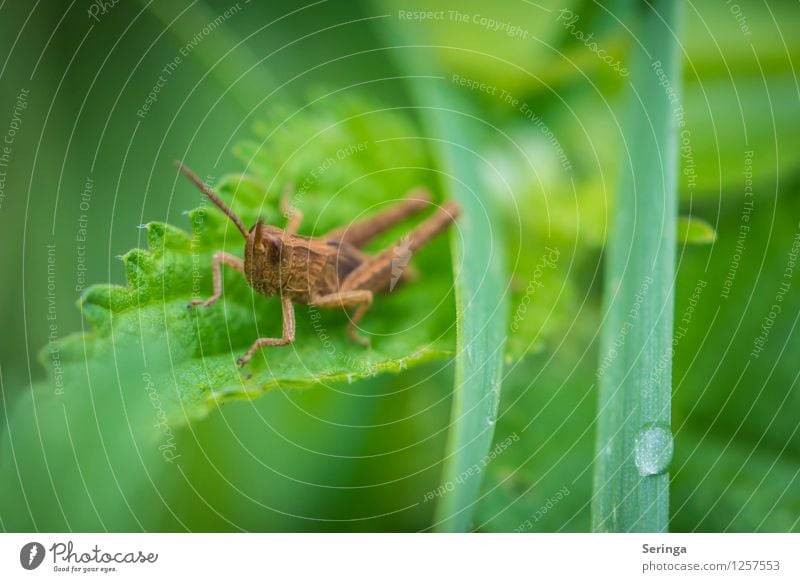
[678,216,716,245]
[592,0,681,532]
[78,102,458,421]
[0,99,461,529]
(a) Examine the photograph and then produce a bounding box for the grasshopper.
[177,162,460,366]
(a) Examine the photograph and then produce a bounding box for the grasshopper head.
[176,161,283,296]
[243,218,284,295]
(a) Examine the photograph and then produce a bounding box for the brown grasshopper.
[176,162,460,366]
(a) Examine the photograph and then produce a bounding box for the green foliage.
[0,101,460,529]
[678,216,717,245]
[669,189,800,533]
[70,100,458,421]
[2,0,798,534]
[681,1,800,196]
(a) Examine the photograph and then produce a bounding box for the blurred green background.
[0,0,798,531]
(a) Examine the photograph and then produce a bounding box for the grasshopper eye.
[266,234,283,253]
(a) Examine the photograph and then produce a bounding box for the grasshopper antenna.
[175,160,248,238]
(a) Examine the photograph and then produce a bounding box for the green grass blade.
[593,0,681,532]
[425,91,508,532]
[375,20,509,532]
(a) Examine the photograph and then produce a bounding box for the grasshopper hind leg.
[315,200,460,345]
[340,201,460,294]
[310,290,374,346]
[323,188,431,248]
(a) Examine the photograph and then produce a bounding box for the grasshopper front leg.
[188,251,244,308]
[237,295,296,366]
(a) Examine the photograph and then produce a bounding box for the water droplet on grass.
[634,423,673,476]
